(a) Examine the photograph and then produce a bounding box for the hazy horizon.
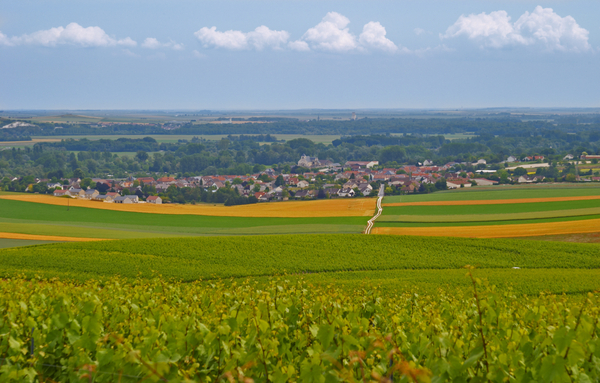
[2,1,599,110]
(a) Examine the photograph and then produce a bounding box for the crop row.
[1,235,600,283]
[1,275,599,382]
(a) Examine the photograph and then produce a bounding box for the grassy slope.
[0,199,366,237]
[1,234,598,294]
[383,184,600,203]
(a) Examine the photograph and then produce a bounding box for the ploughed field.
[2,234,600,382]
[0,196,371,241]
[375,184,600,239]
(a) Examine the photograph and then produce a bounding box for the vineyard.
[0,235,599,294]
[1,274,599,382]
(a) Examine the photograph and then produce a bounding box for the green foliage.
[1,276,599,382]
[0,235,599,283]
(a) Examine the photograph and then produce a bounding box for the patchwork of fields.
[0,197,368,241]
[375,184,600,238]
[0,193,375,217]
[3,185,600,382]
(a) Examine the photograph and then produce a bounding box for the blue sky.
[1,0,599,109]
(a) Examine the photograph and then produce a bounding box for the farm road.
[365,185,384,234]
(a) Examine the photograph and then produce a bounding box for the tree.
[379,146,406,164]
[435,179,447,190]
[81,178,93,189]
[135,151,149,162]
[513,167,527,177]
[275,175,284,186]
[73,168,85,179]
[217,139,230,151]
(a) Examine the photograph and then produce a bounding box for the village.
[30,152,599,205]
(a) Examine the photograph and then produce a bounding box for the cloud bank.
[442,6,590,52]
[195,26,289,50]
[142,37,184,50]
[195,12,403,53]
[0,22,136,47]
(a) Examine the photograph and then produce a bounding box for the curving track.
[365,185,384,234]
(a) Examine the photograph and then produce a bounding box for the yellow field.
[0,194,376,218]
[0,232,108,242]
[372,219,600,238]
[0,138,62,145]
[383,195,600,207]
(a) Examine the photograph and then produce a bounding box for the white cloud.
[301,12,357,52]
[0,22,136,47]
[193,12,401,54]
[288,40,310,52]
[442,6,590,52]
[142,37,184,50]
[194,25,289,50]
[514,6,590,52]
[247,26,289,50]
[359,21,399,52]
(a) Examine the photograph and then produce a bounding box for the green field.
[1,235,598,295]
[0,199,366,238]
[383,184,600,204]
[382,198,600,216]
[0,238,60,249]
[380,207,600,223]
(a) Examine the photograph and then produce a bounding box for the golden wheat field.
[383,195,600,207]
[0,232,108,242]
[372,218,600,238]
[0,194,376,218]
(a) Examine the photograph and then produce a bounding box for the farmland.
[0,198,367,241]
[0,193,375,218]
[375,184,600,239]
[383,183,600,204]
[3,275,599,382]
[1,235,599,294]
[2,208,600,381]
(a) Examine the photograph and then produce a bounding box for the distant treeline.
[5,117,600,138]
[40,137,179,152]
[0,132,32,142]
